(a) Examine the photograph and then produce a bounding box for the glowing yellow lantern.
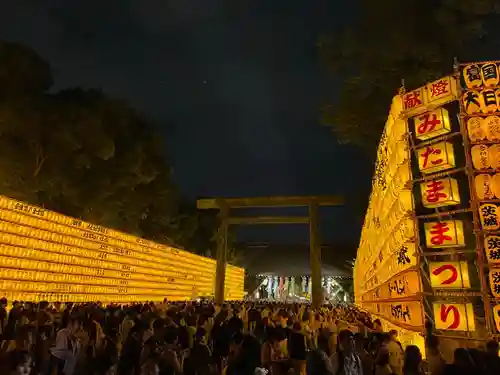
[414,107,451,141]
[480,89,499,114]
[479,204,500,231]
[493,305,500,333]
[490,269,500,298]
[420,177,460,208]
[429,261,470,288]
[416,141,455,174]
[485,116,500,141]
[471,145,491,170]
[488,144,500,169]
[462,64,483,89]
[467,117,487,142]
[424,220,465,249]
[481,62,500,88]
[402,88,425,114]
[462,90,482,115]
[425,76,457,107]
[492,174,500,198]
[484,236,500,264]
[475,174,494,200]
[433,303,476,331]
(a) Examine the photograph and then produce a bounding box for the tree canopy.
[320,0,500,152]
[0,40,213,252]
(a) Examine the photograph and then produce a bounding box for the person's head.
[164,326,178,347]
[453,348,474,368]
[486,339,499,356]
[389,329,398,342]
[230,332,245,356]
[338,329,354,354]
[195,328,207,345]
[67,316,82,333]
[354,333,366,353]
[403,345,422,370]
[231,335,262,372]
[306,349,334,375]
[153,318,166,337]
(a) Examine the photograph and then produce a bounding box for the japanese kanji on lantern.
[424,220,466,248]
[429,262,471,289]
[402,76,458,117]
[433,303,476,331]
[459,59,500,336]
[416,142,456,174]
[420,177,460,208]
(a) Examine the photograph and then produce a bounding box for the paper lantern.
[494,305,500,333]
[425,76,457,107]
[467,117,487,142]
[414,107,452,141]
[479,203,500,231]
[490,269,500,298]
[485,116,500,141]
[481,62,500,88]
[462,64,483,89]
[429,262,471,289]
[484,236,500,264]
[488,144,500,169]
[433,303,476,331]
[471,145,491,170]
[416,142,456,174]
[424,220,465,249]
[475,174,495,200]
[492,174,500,198]
[480,89,499,114]
[462,90,482,115]
[420,177,460,208]
[402,88,425,113]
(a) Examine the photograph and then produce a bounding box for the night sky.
[1,1,373,248]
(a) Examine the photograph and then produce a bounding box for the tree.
[0,41,186,242]
[320,0,500,152]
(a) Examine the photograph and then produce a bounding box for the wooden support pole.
[309,203,322,309]
[214,204,229,305]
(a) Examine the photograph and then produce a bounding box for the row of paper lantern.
[468,116,500,142]
[471,144,500,170]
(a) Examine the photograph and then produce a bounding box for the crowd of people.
[0,298,499,375]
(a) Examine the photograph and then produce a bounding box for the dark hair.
[306,350,334,375]
[486,339,499,352]
[403,345,422,373]
[227,335,262,375]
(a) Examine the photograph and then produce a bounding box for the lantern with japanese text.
[485,236,500,264]
[475,174,494,200]
[484,116,500,141]
[479,204,500,231]
[420,177,460,208]
[414,107,451,141]
[489,269,500,298]
[416,142,456,174]
[429,262,471,289]
[433,303,476,331]
[471,145,491,170]
[424,220,465,249]
[467,117,487,142]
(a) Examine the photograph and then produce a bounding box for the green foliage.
[0,40,201,245]
[320,0,500,152]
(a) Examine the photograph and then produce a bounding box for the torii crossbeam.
[196,195,343,308]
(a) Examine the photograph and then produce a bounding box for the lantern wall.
[0,195,244,302]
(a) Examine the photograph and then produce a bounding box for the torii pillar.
[197,196,343,309]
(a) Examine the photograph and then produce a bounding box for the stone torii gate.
[196,196,343,308]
